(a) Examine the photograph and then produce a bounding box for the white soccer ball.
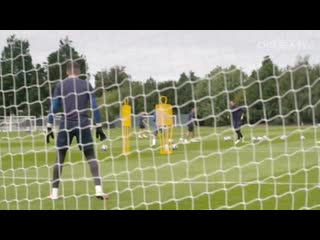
[224,136,231,142]
[101,144,108,151]
[280,135,287,141]
[172,144,178,150]
[300,135,305,141]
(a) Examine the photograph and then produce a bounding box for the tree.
[310,63,320,124]
[194,66,226,126]
[245,56,280,125]
[47,36,87,89]
[177,72,198,114]
[260,56,280,124]
[28,64,50,117]
[291,55,312,125]
[144,77,158,112]
[95,66,130,97]
[245,70,262,124]
[94,66,132,123]
[131,81,144,114]
[0,35,35,116]
[277,69,296,124]
[193,65,248,127]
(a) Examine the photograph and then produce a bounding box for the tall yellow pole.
[122,98,131,155]
[156,96,174,155]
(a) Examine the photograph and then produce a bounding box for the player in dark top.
[230,100,244,145]
[46,62,108,200]
[184,107,198,143]
[138,112,148,138]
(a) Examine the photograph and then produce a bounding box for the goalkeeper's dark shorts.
[233,121,241,130]
[57,119,93,150]
[188,124,194,132]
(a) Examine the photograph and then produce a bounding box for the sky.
[0,30,320,81]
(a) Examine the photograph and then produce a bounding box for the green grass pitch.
[0,125,320,210]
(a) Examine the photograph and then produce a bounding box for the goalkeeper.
[46,62,108,200]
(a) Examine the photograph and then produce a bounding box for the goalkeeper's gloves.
[46,124,54,144]
[96,124,106,141]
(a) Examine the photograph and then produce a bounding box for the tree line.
[1,35,320,127]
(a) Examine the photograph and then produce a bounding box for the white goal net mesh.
[0,33,320,210]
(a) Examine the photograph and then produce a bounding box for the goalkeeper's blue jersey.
[48,78,101,124]
[188,111,196,127]
[231,105,243,123]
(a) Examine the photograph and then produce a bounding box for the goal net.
[1,35,320,210]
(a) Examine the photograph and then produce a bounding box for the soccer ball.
[101,144,108,151]
[172,144,178,150]
[280,135,287,141]
[300,135,305,141]
[257,136,263,142]
[224,136,232,142]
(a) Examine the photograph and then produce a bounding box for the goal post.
[0,115,36,132]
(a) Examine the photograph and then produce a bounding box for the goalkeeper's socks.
[49,188,58,200]
[95,185,102,194]
[95,185,109,200]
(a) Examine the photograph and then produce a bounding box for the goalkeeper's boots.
[49,194,58,200]
[96,192,109,200]
[49,188,59,200]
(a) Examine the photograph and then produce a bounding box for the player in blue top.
[138,112,148,138]
[46,62,108,200]
[151,110,157,146]
[230,100,245,145]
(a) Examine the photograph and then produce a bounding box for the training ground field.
[1,126,320,210]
